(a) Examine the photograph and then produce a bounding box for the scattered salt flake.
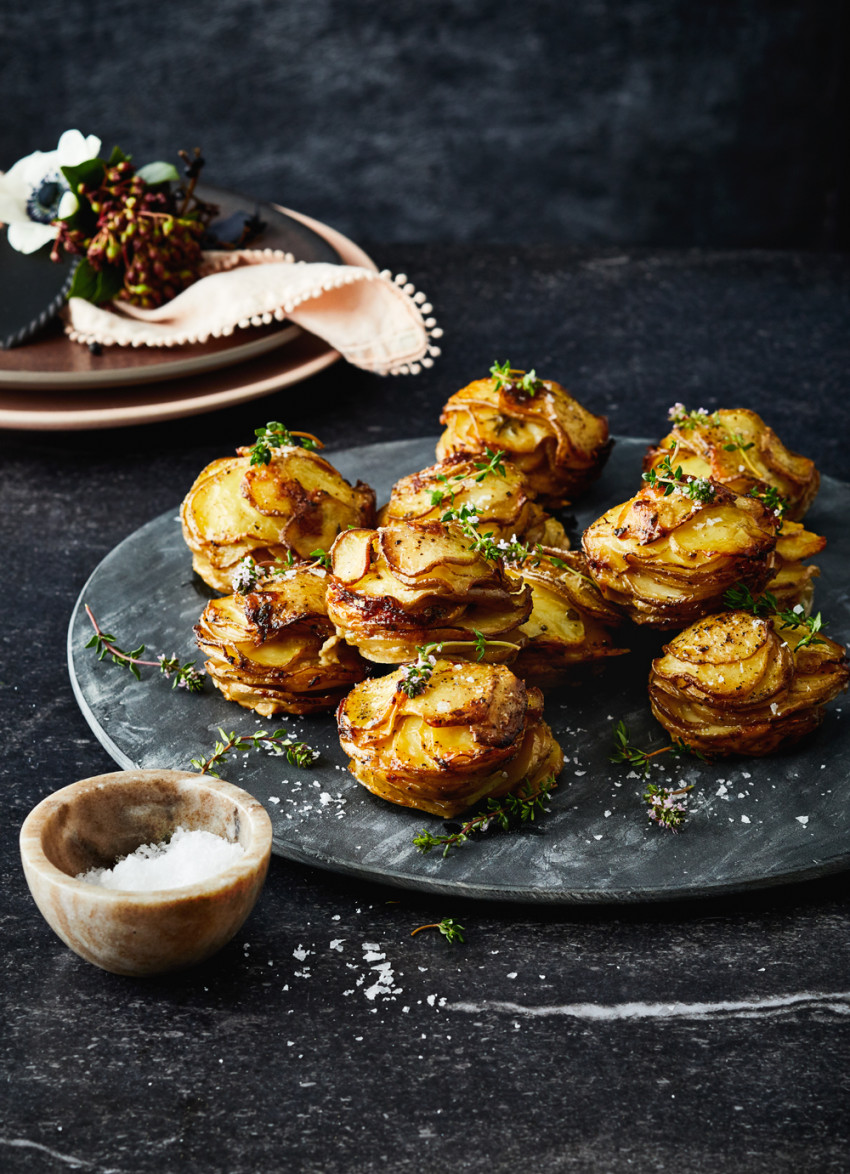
[329,939,345,952]
[426,994,437,1006]
[796,816,809,826]
[574,770,586,777]
[77,826,245,891]
[268,796,280,805]
[507,972,518,979]
[292,945,311,961]
[741,815,751,824]
[593,834,603,840]
[716,784,728,797]
[604,810,612,818]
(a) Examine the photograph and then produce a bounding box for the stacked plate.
[0,186,377,430]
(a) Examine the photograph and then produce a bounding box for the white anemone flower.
[0,129,101,254]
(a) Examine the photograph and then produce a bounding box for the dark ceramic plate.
[67,437,850,903]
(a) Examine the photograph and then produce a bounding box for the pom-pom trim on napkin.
[64,250,442,376]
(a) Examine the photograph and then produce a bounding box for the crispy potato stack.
[763,520,825,613]
[378,454,570,551]
[644,409,819,520]
[582,481,779,629]
[337,659,563,817]
[649,611,849,756]
[326,522,532,664]
[435,372,610,507]
[511,549,629,686]
[195,564,369,716]
[181,446,376,592]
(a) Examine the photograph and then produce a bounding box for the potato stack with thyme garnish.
[648,610,849,757]
[195,559,369,716]
[509,548,629,686]
[378,450,571,551]
[644,405,820,521]
[337,657,563,817]
[582,453,779,629]
[326,521,532,665]
[181,423,376,593]
[435,362,611,507]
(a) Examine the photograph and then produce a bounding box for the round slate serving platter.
[68,437,850,904]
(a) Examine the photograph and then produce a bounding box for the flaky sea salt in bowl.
[20,769,272,976]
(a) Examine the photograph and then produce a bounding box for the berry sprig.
[84,605,204,691]
[52,146,217,308]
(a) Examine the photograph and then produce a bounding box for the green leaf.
[136,161,179,185]
[107,146,131,166]
[66,258,99,302]
[61,158,104,194]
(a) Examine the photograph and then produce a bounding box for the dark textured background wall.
[2,0,846,247]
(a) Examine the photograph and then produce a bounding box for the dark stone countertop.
[2,246,849,1174]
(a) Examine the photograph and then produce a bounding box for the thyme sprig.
[190,726,319,777]
[398,643,443,698]
[413,775,557,858]
[248,422,321,466]
[230,549,324,593]
[84,605,205,691]
[610,720,704,777]
[440,502,532,563]
[489,360,544,397]
[722,584,826,648]
[747,484,788,521]
[610,721,700,831]
[410,918,466,944]
[667,403,720,430]
[641,448,716,504]
[643,783,694,832]
[472,448,508,481]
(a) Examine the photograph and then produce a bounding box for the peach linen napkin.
[64,249,442,376]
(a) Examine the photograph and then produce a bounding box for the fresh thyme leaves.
[412,775,557,858]
[722,432,754,453]
[430,488,448,506]
[667,403,720,430]
[440,502,532,564]
[398,643,443,698]
[722,583,774,615]
[489,360,544,397]
[231,555,262,593]
[722,584,826,647]
[84,605,205,691]
[309,548,332,570]
[248,422,322,466]
[410,918,466,944]
[472,629,488,661]
[472,448,508,481]
[641,448,716,503]
[610,721,699,831]
[610,720,703,777]
[190,726,319,777]
[748,484,788,521]
[643,782,693,832]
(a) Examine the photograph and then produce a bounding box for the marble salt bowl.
[20,769,272,976]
